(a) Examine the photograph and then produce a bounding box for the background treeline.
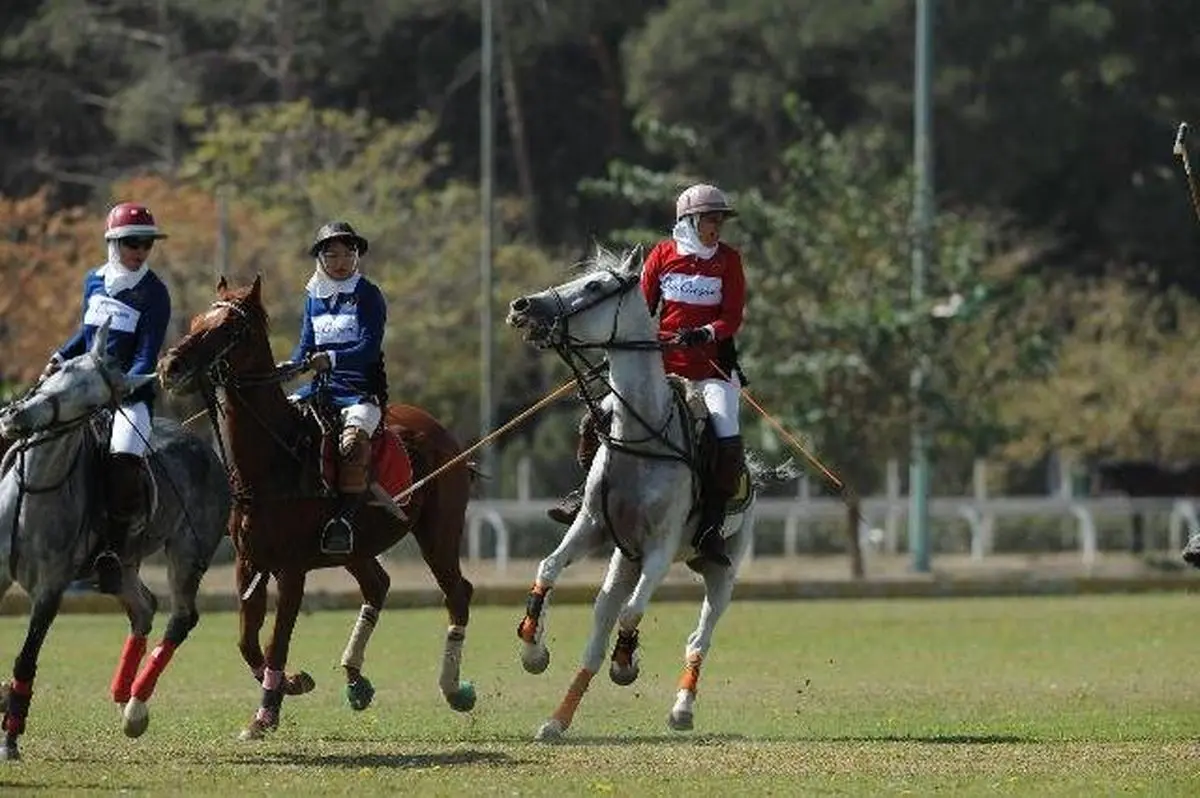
[4,0,1200,499]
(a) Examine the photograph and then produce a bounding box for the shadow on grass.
[492,732,1036,746]
[836,734,1034,744]
[239,749,522,769]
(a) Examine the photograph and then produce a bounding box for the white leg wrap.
[340,605,379,671]
[439,625,466,695]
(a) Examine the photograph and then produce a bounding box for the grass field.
[1,594,1199,795]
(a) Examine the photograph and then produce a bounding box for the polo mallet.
[1173,122,1200,224]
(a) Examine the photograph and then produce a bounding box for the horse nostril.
[510,297,530,313]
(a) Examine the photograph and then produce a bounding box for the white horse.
[506,246,791,741]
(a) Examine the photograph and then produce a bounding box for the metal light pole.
[908,0,934,572]
[479,0,497,495]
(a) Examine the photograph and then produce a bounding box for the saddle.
[664,376,752,519]
[299,398,415,513]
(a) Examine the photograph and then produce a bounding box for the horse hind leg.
[414,510,477,713]
[110,576,156,737]
[536,550,638,742]
[1,589,65,761]
[668,529,748,733]
[338,557,389,712]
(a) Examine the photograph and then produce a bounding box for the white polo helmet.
[675,183,736,221]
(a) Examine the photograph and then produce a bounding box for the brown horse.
[156,275,476,740]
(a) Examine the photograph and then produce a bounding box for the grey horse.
[507,247,794,740]
[0,321,230,760]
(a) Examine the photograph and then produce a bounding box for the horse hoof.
[122,697,150,738]
[522,644,550,675]
[609,662,640,687]
[445,681,476,713]
[286,671,316,696]
[0,743,19,762]
[345,677,375,711]
[238,721,267,742]
[535,718,565,742]
[668,709,694,732]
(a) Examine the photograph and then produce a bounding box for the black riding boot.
[689,436,744,568]
[97,453,146,595]
[547,411,604,526]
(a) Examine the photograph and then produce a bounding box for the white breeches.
[110,401,152,456]
[696,373,741,438]
[342,402,382,437]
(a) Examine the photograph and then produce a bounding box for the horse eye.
[584,280,601,292]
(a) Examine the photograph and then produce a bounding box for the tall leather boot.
[322,425,370,555]
[96,453,147,595]
[547,411,603,525]
[690,436,744,568]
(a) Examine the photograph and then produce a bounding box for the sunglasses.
[119,238,155,252]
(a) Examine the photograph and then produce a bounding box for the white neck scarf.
[101,241,150,295]
[305,263,361,299]
[672,216,718,260]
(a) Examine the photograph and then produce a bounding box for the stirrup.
[320,516,354,555]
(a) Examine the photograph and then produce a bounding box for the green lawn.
[1,594,1199,795]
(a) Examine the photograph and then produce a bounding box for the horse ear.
[622,245,644,275]
[249,273,263,304]
[216,275,228,294]
[121,373,157,396]
[90,316,112,359]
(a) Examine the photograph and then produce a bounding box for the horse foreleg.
[236,556,268,678]
[1,589,64,761]
[518,516,604,675]
[668,528,749,732]
[339,557,389,712]
[240,568,306,741]
[609,543,674,688]
[535,550,638,742]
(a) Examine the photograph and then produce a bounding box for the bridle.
[173,298,311,502]
[539,269,692,465]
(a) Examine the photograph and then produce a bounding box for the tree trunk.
[497,1,538,237]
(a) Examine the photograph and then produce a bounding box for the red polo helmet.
[104,202,167,240]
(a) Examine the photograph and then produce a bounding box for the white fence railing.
[463,495,1200,573]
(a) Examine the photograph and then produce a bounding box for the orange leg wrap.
[551,668,593,729]
[677,654,703,693]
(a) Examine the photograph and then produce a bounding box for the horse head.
[506,246,649,351]
[157,274,271,396]
[0,318,155,439]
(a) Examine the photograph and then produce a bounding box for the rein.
[188,299,316,506]
[545,270,692,466]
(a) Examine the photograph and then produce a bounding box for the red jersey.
[640,239,746,381]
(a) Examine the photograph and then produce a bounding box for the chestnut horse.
[156,276,476,740]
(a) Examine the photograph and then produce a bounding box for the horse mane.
[580,244,644,280]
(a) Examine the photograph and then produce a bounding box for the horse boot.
[547,411,603,525]
[322,425,371,555]
[96,453,147,595]
[690,436,744,568]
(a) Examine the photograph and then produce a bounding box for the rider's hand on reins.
[304,352,332,374]
[668,327,714,348]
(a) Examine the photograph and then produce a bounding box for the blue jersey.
[290,276,388,407]
[58,267,172,408]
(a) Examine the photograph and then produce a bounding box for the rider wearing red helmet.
[41,202,172,594]
[549,183,748,567]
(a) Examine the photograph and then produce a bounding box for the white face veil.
[672,215,718,260]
